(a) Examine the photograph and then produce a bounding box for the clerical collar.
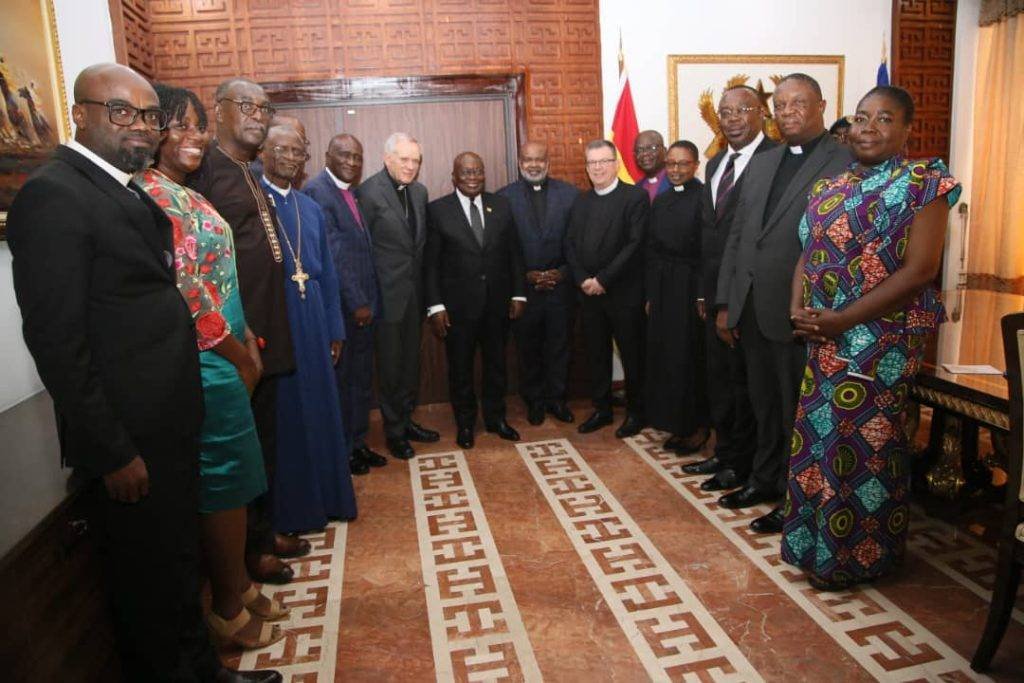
[672,184,686,192]
[522,175,548,191]
[325,166,351,190]
[646,170,665,185]
[66,140,131,187]
[263,175,292,197]
[594,178,619,196]
[385,167,406,191]
[787,131,825,156]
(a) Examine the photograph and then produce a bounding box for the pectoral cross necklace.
[278,195,307,299]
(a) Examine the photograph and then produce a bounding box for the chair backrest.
[999,313,1024,518]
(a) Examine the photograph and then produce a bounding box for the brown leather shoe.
[273,533,310,558]
[247,553,294,584]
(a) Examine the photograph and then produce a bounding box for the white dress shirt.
[325,166,352,191]
[66,140,132,187]
[709,131,765,206]
[427,189,525,317]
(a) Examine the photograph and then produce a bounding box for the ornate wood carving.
[118,0,602,188]
[109,0,155,79]
[891,0,958,159]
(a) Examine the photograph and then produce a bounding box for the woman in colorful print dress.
[138,84,288,648]
[782,86,961,591]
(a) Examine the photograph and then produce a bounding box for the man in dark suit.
[7,63,279,683]
[716,73,854,533]
[497,141,578,426]
[686,85,776,493]
[303,133,386,475]
[567,139,649,438]
[356,132,438,459]
[425,152,527,449]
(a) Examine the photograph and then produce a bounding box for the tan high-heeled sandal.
[207,606,284,650]
[243,583,290,622]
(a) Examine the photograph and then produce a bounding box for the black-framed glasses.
[167,120,208,134]
[77,99,168,130]
[218,98,276,119]
[717,106,760,120]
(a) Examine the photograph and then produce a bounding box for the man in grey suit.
[356,132,439,459]
[715,73,853,533]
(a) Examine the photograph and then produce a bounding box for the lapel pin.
[485,206,492,213]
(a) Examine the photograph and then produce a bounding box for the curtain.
[980,0,1024,26]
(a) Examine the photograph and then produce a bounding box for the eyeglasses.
[218,98,276,119]
[271,145,310,160]
[717,106,760,120]
[634,144,663,154]
[585,158,617,167]
[167,120,207,134]
[77,99,168,130]
[665,160,696,169]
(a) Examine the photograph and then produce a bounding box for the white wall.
[600,0,893,143]
[0,0,115,412]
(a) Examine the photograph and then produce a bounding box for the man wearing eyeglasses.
[7,63,281,682]
[566,139,649,438]
[187,78,304,585]
[634,130,671,204]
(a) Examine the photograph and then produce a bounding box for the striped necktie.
[715,152,742,219]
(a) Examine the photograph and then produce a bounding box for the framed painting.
[667,54,844,169]
[0,0,70,238]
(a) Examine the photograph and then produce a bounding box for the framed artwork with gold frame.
[0,0,71,238]
[667,54,844,169]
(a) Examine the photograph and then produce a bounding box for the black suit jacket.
[566,182,649,306]
[6,145,203,478]
[700,137,778,305]
[424,191,526,322]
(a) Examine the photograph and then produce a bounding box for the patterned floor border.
[907,513,1024,624]
[624,429,988,682]
[409,451,542,681]
[517,438,762,682]
[238,521,348,682]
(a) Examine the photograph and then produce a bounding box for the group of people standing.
[6,59,958,681]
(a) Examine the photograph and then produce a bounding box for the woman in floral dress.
[138,84,287,648]
[782,86,961,591]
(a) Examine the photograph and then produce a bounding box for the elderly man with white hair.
[355,132,437,459]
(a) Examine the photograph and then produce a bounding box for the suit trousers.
[704,313,756,475]
[738,294,807,494]
[86,435,220,682]
[445,310,510,428]
[375,301,422,440]
[246,376,277,556]
[337,320,374,449]
[580,294,645,415]
[513,291,573,405]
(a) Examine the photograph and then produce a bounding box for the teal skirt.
[197,289,267,513]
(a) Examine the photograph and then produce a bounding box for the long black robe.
[645,179,708,435]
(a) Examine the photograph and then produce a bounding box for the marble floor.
[227,401,1024,682]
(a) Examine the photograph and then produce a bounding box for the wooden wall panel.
[891,0,958,159]
[109,0,156,79]
[119,0,602,187]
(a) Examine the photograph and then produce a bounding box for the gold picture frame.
[667,54,844,163]
[0,0,71,238]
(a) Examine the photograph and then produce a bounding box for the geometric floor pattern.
[225,402,1024,682]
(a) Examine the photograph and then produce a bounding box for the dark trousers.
[580,295,644,415]
[374,300,423,440]
[513,292,573,405]
[445,310,510,428]
[738,297,807,494]
[705,313,756,475]
[246,376,277,556]
[87,435,220,682]
[337,320,375,449]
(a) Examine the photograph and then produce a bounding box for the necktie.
[340,188,363,229]
[469,200,484,246]
[715,152,742,218]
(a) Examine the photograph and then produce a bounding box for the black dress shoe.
[354,445,387,467]
[546,401,574,423]
[681,456,723,475]
[349,457,370,475]
[527,403,545,426]
[749,506,784,533]
[386,438,415,460]
[718,486,779,509]
[406,421,440,442]
[216,667,284,683]
[699,469,742,492]
[486,420,520,441]
[456,427,474,449]
[614,414,644,438]
[578,410,613,434]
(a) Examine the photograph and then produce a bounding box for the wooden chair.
[971,312,1024,671]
